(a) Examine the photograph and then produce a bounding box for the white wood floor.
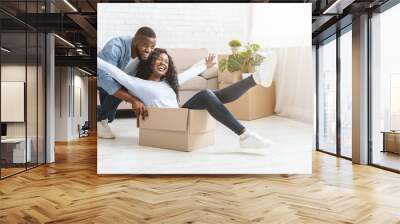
[98,116,313,174]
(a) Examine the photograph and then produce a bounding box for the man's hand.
[130,97,148,120]
[205,54,216,69]
[113,88,148,120]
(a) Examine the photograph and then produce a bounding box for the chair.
[78,121,90,138]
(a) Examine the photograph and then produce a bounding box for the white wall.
[55,66,68,141]
[72,73,89,138]
[98,3,250,54]
[54,67,89,141]
[98,3,311,52]
[249,3,311,48]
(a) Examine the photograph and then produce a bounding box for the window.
[317,36,337,155]
[390,74,400,130]
[340,28,352,158]
[316,26,353,159]
[0,1,47,179]
[370,2,400,171]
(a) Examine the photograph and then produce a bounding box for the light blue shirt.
[97,36,135,95]
[97,57,207,108]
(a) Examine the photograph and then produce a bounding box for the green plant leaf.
[218,59,227,72]
[229,39,242,47]
[227,57,241,72]
[254,54,265,66]
[223,42,265,73]
[250,43,261,52]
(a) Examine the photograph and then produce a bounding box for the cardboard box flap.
[188,110,216,133]
[138,107,189,131]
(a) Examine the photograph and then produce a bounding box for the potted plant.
[228,39,242,54]
[219,42,265,78]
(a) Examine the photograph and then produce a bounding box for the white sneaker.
[253,50,277,87]
[97,119,116,139]
[239,130,271,149]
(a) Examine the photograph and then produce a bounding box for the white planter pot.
[231,46,240,54]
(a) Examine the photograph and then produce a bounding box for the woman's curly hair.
[136,48,179,100]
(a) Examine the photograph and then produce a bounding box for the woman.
[97,48,272,148]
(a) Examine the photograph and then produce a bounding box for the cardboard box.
[218,69,242,84]
[219,82,276,121]
[138,107,215,151]
[384,132,400,154]
[217,55,242,83]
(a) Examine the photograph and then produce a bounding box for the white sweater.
[97,57,207,108]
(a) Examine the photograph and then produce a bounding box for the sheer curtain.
[273,47,313,123]
[248,4,313,123]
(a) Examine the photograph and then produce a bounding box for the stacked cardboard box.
[384,132,400,154]
[217,55,276,121]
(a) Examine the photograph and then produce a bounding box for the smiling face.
[136,48,179,98]
[132,36,156,61]
[152,53,169,77]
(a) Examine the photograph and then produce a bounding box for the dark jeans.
[182,76,256,135]
[97,88,122,122]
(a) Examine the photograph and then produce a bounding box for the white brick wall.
[97,3,311,53]
[97,3,250,54]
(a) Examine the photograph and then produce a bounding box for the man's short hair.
[134,26,156,39]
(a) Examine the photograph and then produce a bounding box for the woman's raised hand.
[205,54,216,69]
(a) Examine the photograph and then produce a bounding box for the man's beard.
[135,46,147,61]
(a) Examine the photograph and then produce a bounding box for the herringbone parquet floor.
[1,135,400,224]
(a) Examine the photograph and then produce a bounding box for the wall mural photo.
[96,3,313,174]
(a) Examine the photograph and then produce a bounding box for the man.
[97,27,156,139]
[98,27,216,139]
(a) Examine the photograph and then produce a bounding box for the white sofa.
[168,48,218,105]
[117,48,218,111]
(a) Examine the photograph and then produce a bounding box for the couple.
[97,26,272,149]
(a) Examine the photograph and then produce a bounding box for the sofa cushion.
[179,76,207,90]
[206,77,218,90]
[166,48,208,73]
[200,65,218,80]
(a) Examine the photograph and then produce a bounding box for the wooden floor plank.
[0,135,400,223]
